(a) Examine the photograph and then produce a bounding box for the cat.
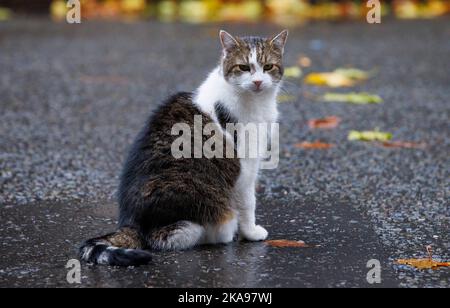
[79,29,288,266]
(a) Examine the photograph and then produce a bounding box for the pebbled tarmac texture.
[0,18,449,288]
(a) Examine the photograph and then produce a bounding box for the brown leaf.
[380,141,426,149]
[308,116,342,129]
[266,240,309,248]
[295,141,335,149]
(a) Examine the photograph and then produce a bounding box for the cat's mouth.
[251,86,264,93]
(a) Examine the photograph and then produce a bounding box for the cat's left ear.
[269,30,289,53]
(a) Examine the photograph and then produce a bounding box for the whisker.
[280,79,299,87]
[278,87,290,95]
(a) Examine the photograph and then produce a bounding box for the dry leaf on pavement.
[295,142,335,149]
[322,92,383,104]
[266,240,309,248]
[348,130,393,142]
[380,141,426,149]
[308,116,342,129]
[396,246,450,270]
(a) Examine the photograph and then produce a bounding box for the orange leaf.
[396,246,450,270]
[266,240,309,248]
[295,142,334,149]
[396,259,450,270]
[308,116,342,129]
[380,141,426,149]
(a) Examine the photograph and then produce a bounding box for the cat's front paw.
[240,225,268,242]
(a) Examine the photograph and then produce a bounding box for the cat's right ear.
[219,30,239,51]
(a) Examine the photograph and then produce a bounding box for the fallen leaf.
[396,258,450,270]
[284,66,302,79]
[305,72,355,87]
[295,141,335,149]
[304,68,372,87]
[322,92,383,104]
[308,116,342,129]
[380,141,426,149]
[277,94,296,103]
[396,246,450,270]
[266,240,309,248]
[348,130,393,142]
[333,68,371,80]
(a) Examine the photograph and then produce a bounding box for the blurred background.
[0,0,449,24]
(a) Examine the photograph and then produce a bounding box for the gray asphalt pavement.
[0,18,449,288]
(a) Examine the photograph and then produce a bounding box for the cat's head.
[219,30,288,94]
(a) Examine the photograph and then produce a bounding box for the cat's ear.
[269,30,289,53]
[219,30,239,51]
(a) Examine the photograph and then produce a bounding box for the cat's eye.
[238,65,251,72]
[264,64,274,71]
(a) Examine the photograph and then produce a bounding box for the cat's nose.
[253,80,262,89]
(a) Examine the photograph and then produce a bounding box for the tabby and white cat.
[79,30,288,266]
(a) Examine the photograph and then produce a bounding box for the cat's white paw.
[240,225,268,242]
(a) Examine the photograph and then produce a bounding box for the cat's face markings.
[219,30,288,94]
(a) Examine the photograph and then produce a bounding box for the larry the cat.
[79,30,288,266]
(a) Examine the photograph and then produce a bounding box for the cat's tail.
[79,227,152,266]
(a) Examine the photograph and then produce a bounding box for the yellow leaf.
[304,68,372,88]
[348,129,393,142]
[284,66,302,79]
[305,72,355,87]
[322,92,383,104]
[333,68,371,80]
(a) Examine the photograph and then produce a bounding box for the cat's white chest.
[236,99,278,124]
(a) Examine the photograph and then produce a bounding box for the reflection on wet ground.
[0,199,398,287]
